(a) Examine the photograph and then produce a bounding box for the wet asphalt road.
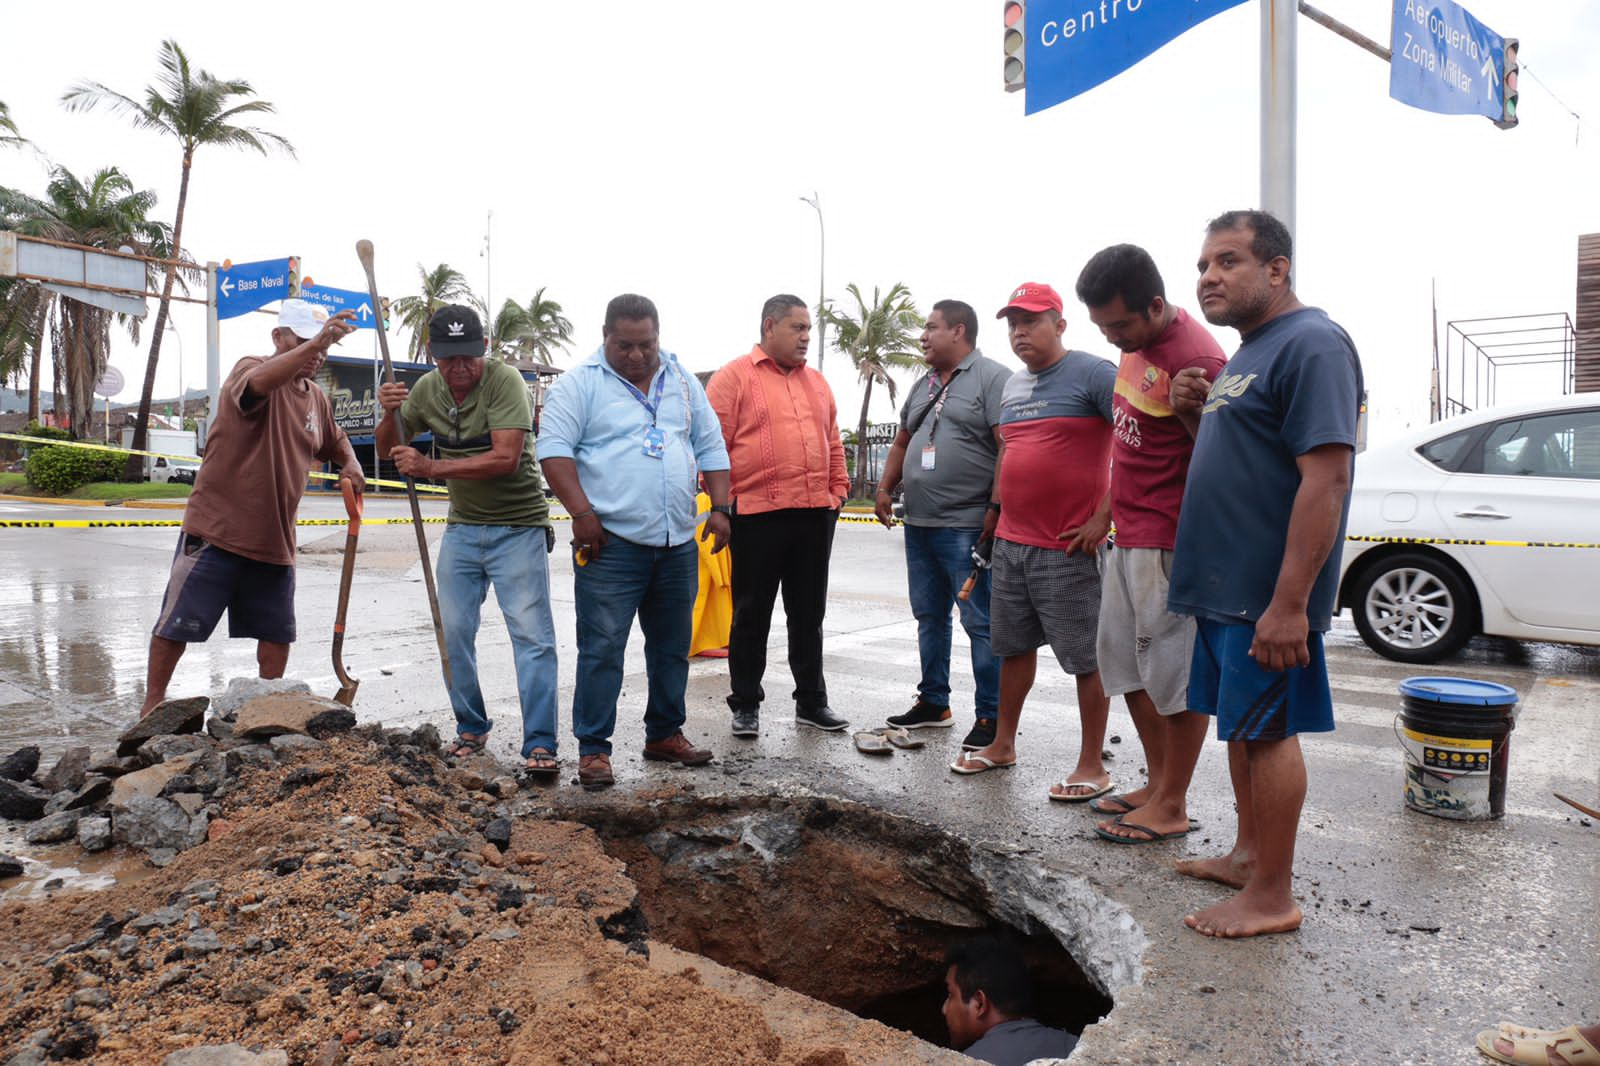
[1,492,1597,1064]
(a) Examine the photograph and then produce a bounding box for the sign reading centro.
[1024,0,1249,116]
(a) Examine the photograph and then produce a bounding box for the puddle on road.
[0,841,155,902]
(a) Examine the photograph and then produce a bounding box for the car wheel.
[1350,552,1477,663]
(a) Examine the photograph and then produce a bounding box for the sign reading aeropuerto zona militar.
[1023,0,1249,115]
[1388,0,1509,119]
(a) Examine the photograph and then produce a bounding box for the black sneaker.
[887,699,954,730]
[795,705,850,732]
[961,719,997,751]
[731,709,760,737]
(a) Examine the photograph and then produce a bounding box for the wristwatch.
[710,504,733,517]
[987,501,1002,513]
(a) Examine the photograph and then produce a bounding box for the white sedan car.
[1336,394,1600,662]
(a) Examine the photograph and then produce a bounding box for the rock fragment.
[116,696,208,755]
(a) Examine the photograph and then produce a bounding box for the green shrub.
[22,422,70,442]
[25,443,124,495]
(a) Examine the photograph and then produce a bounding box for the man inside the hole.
[942,936,1077,1063]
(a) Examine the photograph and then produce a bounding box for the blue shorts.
[1187,618,1334,741]
[152,533,297,644]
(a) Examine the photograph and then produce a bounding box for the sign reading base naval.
[215,257,296,320]
[1388,0,1509,120]
[1024,0,1250,115]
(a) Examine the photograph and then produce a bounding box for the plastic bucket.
[1396,677,1517,821]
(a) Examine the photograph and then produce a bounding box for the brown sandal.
[447,733,488,760]
[524,749,559,777]
[577,753,614,791]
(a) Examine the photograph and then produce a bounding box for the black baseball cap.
[428,304,486,358]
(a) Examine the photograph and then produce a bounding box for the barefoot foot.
[1183,894,1303,938]
[1174,853,1254,889]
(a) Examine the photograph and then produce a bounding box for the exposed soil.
[0,730,964,1065]
[556,794,1110,1047]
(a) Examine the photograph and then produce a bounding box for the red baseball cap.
[995,282,1063,318]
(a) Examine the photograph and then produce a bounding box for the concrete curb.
[0,493,116,508]
[121,500,188,510]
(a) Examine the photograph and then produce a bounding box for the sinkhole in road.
[559,793,1132,1050]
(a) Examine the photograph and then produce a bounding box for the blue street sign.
[299,282,379,330]
[1023,0,1249,116]
[215,257,296,320]
[1388,0,1507,119]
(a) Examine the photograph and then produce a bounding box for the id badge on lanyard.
[629,371,669,460]
[643,426,666,459]
[921,445,936,471]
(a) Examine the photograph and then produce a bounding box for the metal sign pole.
[204,262,220,448]
[1261,0,1298,241]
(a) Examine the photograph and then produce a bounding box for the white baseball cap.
[277,298,329,342]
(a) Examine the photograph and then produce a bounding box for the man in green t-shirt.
[376,305,559,775]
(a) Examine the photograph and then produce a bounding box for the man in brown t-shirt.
[139,299,364,717]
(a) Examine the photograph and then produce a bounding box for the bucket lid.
[1399,676,1519,707]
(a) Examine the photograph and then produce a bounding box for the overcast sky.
[3,0,1596,441]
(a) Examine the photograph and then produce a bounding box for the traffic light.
[380,296,391,330]
[1004,1,1025,93]
[287,256,301,297]
[1493,38,1518,130]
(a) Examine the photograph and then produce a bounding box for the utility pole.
[1261,0,1298,241]
[800,193,825,372]
[204,262,219,448]
[482,210,493,342]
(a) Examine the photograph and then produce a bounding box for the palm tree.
[0,167,173,436]
[63,39,293,475]
[491,288,573,366]
[820,282,924,499]
[391,263,476,363]
[0,100,26,152]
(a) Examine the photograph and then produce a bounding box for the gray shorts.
[989,538,1100,674]
[1095,546,1194,715]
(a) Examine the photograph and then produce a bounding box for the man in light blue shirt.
[537,293,732,790]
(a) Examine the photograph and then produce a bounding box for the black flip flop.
[1088,793,1137,816]
[1092,819,1199,845]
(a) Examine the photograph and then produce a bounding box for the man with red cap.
[951,283,1117,807]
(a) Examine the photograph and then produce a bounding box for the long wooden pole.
[355,239,452,689]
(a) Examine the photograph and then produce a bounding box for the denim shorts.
[152,533,296,644]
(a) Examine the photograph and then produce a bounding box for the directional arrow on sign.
[357,302,373,321]
[220,276,234,299]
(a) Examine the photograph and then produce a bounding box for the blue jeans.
[572,538,697,756]
[905,524,999,720]
[437,523,559,758]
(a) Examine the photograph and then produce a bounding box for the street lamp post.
[800,193,825,372]
[164,320,184,424]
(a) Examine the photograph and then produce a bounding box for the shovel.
[332,477,363,707]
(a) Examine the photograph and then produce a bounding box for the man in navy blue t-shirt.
[1167,210,1363,940]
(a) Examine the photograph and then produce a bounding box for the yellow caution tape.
[0,432,447,495]
[0,514,574,529]
[1346,534,1600,549]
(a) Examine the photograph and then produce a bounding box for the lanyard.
[621,367,670,426]
[919,366,963,440]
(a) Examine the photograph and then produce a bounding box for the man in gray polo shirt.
[875,300,1011,750]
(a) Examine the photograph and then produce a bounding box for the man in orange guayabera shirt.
[707,295,852,738]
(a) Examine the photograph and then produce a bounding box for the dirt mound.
[0,730,953,1065]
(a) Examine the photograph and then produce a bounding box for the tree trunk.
[26,309,43,426]
[852,375,874,501]
[127,148,191,480]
